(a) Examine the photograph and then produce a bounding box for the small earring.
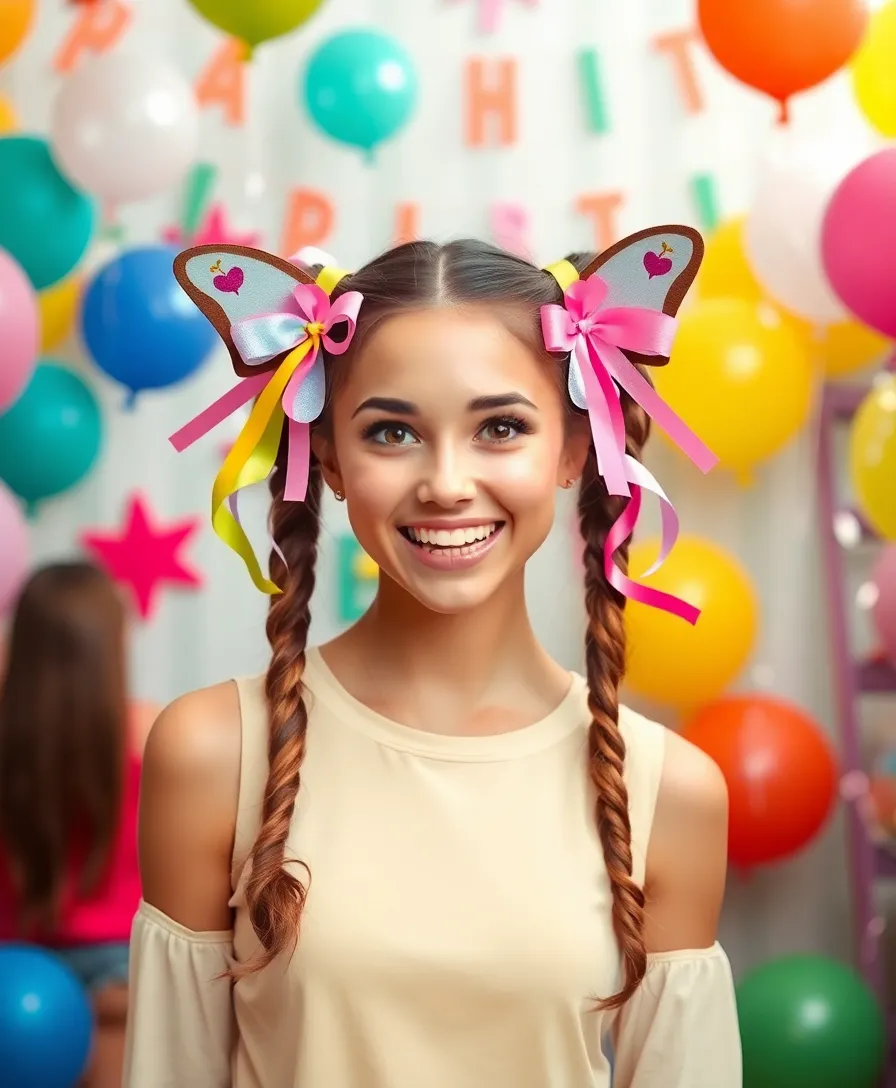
[562,478,576,489]
[333,489,345,502]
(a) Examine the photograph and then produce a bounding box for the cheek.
[491,441,563,505]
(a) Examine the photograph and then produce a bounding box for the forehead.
[339,307,557,407]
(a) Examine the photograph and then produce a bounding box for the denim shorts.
[53,941,130,993]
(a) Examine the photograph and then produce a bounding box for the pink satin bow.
[541,274,718,624]
[170,281,362,505]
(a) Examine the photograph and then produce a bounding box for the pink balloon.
[872,545,896,668]
[0,482,29,617]
[821,148,896,341]
[0,248,39,414]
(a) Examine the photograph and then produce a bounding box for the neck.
[325,570,568,731]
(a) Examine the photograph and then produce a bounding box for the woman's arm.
[123,682,243,1087]
[610,731,742,1088]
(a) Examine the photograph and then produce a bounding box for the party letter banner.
[650,28,704,114]
[575,191,625,251]
[54,0,132,73]
[465,57,518,146]
[195,38,247,126]
[280,188,335,256]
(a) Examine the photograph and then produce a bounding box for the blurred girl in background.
[0,562,156,1088]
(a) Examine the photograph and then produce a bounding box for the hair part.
[0,562,128,933]
[242,240,650,1005]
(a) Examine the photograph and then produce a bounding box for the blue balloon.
[303,29,418,157]
[81,244,217,406]
[0,361,103,510]
[0,136,96,290]
[0,944,93,1088]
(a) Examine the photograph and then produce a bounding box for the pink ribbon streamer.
[542,273,718,624]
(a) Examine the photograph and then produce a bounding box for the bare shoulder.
[139,682,243,931]
[143,681,242,789]
[643,728,730,953]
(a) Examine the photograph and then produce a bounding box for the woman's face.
[315,307,586,615]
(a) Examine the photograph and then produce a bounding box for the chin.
[399,574,507,616]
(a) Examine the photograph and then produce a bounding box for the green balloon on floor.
[736,954,886,1088]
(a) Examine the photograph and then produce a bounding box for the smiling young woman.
[123,236,742,1088]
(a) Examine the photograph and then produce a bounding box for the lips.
[401,522,499,549]
[397,521,506,571]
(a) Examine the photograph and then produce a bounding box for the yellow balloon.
[851,0,896,138]
[849,375,896,541]
[38,276,81,352]
[696,217,764,305]
[807,319,891,379]
[0,94,16,133]
[0,0,35,66]
[624,536,759,710]
[656,298,815,481]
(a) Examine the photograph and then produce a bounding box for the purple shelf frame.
[817,383,888,1006]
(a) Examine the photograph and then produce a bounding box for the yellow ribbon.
[210,265,350,595]
[543,259,580,292]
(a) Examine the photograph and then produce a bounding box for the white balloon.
[744,128,874,325]
[50,52,198,205]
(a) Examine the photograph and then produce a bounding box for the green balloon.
[0,361,103,510]
[0,136,96,290]
[186,0,325,48]
[737,955,886,1088]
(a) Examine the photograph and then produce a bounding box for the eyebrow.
[351,393,538,418]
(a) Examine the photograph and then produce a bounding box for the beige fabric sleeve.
[610,943,742,1087]
[122,900,235,1088]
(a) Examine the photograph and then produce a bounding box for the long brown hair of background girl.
[0,562,127,933]
[240,240,651,1008]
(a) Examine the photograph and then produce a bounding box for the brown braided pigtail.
[236,453,324,976]
[579,395,651,1010]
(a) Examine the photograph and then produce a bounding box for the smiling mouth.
[398,522,504,555]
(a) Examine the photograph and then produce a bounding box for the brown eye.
[382,426,410,445]
[478,415,532,443]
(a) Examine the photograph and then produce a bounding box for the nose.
[415,443,476,508]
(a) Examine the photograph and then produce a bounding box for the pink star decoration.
[81,494,202,620]
[161,202,263,248]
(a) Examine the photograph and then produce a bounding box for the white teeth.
[407,523,496,546]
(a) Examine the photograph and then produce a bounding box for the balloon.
[850,1,896,138]
[0,136,96,290]
[81,245,217,405]
[304,30,419,157]
[0,94,17,133]
[0,481,29,617]
[736,955,885,1088]
[0,944,93,1088]
[697,0,867,120]
[38,275,81,353]
[0,0,34,67]
[656,298,814,481]
[186,0,325,49]
[697,217,889,378]
[0,361,103,509]
[849,375,896,541]
[744,129,872,324]
[821,148,896,340]
[682,695,838,867]
[872,546,896,667]
[0,248,38,413]
[50,52,198,206]
[624,536,759,710]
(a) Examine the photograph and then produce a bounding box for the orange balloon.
[682,695,839,869]
[697,0,868,120]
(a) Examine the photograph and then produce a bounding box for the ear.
[580,225,704,367]
[559,414,591,485]
[310,429,342,494]
[173,244,316,378]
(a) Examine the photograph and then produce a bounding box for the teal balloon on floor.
[303,29,418,158]
[736,954,886,1088]
[0,136,96,290]
[0,361,103,511]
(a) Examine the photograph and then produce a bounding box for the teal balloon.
[303,29,418,156]
[0,136,96,290]
[0,362,103,508]
[736,954,886,1088]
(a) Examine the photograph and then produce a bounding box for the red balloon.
[682,695,839,868]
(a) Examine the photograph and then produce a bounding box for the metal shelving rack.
[817,380,896,1087]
